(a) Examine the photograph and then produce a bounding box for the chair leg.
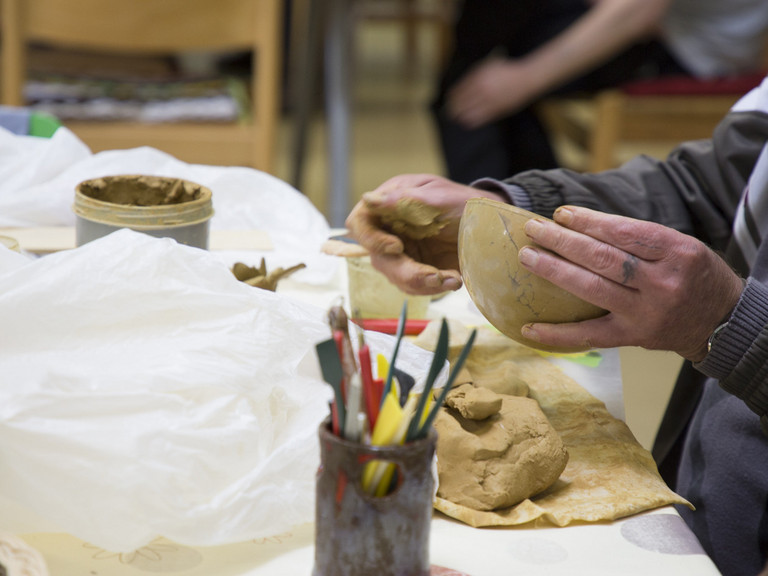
[324,0,353,227]
[253,0,282,173]
[1,0,27,107]
[289,0,323,190]
[588,90,623,172]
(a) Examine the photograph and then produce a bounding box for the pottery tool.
[366,395,418,497]
[343,373,364,442]
[391,367,415,406]
[380,302,408,409]
[376,353,389,382]
[315,337,347,435]
[351,308,379,428]
[372,376,384,413]
[414,328,477,440]
[351,318,430,335]
[358,343,378,428]
[405,318,449,442]
[361,392,406,494]
[328,302,358,393]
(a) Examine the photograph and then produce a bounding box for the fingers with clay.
[370,252,462,296]
[516,206,744,361]
[346,174,492,296]
[345,194,405,256]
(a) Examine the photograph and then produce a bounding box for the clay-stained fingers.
[522,205,687,290]
[517,243,636,316]
[522,217,645,290]
[369,252,462,296]
[521,314,624,352]
[552,206,677,262]
[345,198,404,256]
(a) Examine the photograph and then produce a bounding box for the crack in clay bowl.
[458,198,606,353]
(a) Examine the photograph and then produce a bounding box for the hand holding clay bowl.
[458,198,606,353]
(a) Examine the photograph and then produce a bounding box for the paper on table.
[422,326,689,527]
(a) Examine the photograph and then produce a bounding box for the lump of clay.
[445,383,502,420]
[435,387,568,511]
[364,195,447,240]
[469,360,529,397]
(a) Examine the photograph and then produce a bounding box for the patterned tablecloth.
[18,507,717,576]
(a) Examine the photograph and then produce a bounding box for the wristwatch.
[706,320,730,354]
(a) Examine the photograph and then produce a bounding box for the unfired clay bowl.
[458,198,606,353]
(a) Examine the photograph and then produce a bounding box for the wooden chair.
[540,71,766,172]
[1,0,282,172]
[351,0,456,72]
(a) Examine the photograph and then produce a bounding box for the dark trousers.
[432,0,689,183]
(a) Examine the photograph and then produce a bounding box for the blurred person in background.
[434,0,768,183]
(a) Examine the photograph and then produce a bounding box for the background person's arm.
[448,0,671,127]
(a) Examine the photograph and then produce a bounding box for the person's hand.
[344,174,506,295]
[447,57,538,129]
[516,206,744,361]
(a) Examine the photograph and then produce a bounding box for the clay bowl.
[458,198,606,353]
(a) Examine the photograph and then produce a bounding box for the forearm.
[515,0,669,98]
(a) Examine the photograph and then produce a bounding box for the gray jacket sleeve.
[695,278,768,432]
[503,109,768,252]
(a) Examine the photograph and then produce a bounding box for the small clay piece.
[365,196,447,240]
[445,383,502,420]
[435,388,568,511]
[320,238,369,258]
[231,259,306,291]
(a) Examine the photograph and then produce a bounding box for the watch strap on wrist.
[705,278,746,355]
[707,320,730,353]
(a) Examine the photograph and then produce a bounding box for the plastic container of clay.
[73,175,214,249]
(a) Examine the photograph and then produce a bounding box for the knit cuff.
[696,278,768,419]
[471,178,533,211]
[503,173,566,219]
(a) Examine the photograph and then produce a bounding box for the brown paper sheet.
[426,326,690,527]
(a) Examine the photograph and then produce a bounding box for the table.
[4,237,722,575]
[0,132,721,575]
